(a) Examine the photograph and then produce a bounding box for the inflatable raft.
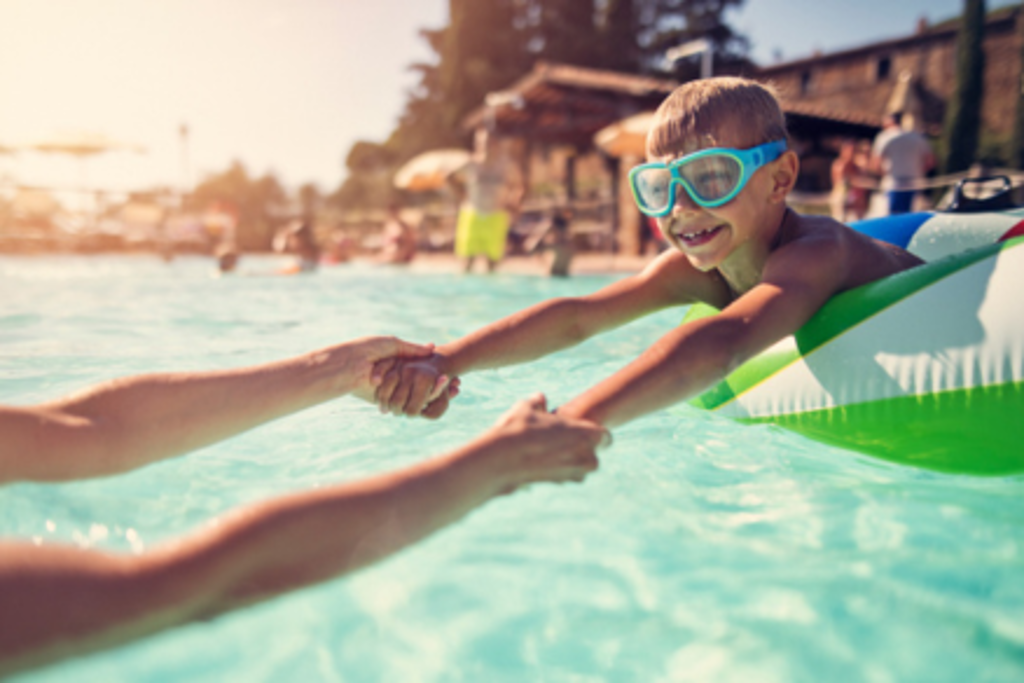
[688,202,1024,475]
[852,206,1024,260]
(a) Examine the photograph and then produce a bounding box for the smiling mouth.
[675,224,725,246]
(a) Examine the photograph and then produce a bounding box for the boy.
[377,77,923,428]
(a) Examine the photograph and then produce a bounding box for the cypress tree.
[365,0,757,205]
[534,0,602,66]
[1010,7,1024,169]
[942,0,986,174]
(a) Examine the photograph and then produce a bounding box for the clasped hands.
[364,343,612,458]
[371,353,458,419]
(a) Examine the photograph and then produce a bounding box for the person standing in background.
[830,139,871,222]
[871,112,935,215]
[449,129,524,274]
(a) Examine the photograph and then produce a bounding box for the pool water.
[2,255,1022,682]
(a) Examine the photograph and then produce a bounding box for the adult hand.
[327,337,435,402]
[419,377,461,420]
[474,393,608,495]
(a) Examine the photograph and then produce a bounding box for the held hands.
[474,393,608,495]
[373,354,460,419]
[327,336,436,403]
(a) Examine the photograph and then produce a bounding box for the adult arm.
[0,395,606,678]
[375,249,725,417]
[557,235,850,428]
[0,337,434,484]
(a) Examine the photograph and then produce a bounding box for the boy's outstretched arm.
[557,240,849,428]
[0,395,606,678]
[375,250,717,418]
[0,337,433,484]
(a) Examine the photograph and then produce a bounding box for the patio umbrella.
[594,111,655,158]
[23,131,146,222]
[394,148,470,192]
[24,130,146,189]
[26,131,146,157]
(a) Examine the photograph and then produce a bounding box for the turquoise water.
[1,254,1022,682]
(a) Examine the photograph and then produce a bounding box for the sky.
[0,0,1017,198]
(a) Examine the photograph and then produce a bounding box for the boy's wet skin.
[374,77,924,429]
[651,127,795,298]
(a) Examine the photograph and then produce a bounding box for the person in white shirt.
[871,112,935,215]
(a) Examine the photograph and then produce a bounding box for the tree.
[634,0,751,78]
[532,0,603,66]
[390,0,750,154]
[597,0,642,73]
[189,161,288,250]
[942,0,986,174]
[333,0,750,212]
[328,141,399,210]
[297,182,323,220]
[425,1,531,138]
[336,0,537,210]
[1010,6,1024,169]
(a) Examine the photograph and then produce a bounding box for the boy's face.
[651,125,784,273]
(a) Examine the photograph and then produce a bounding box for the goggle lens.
[628,140,787,217]
[678,155,742,203]
[633,167,674,214]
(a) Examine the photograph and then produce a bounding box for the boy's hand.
[420,377,461,419]
[473,393,607,495]
[373,355,457,418]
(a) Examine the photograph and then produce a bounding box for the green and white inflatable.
[687,228,1024,475]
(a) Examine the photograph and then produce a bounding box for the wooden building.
[463,60,886,255]
[461,61,678,255]
[461,5,1023,256]
[760,5,1023,153]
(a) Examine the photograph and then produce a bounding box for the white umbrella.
[26,131,146,157]
[23,130,146,190]
[394,148,470,192]
[594,111,655,158]
[23,131,146,223]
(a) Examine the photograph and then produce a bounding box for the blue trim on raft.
[848,212,932,248]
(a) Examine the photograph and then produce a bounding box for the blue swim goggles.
[628,139,788,216]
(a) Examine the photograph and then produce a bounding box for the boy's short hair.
[646,77,789,158]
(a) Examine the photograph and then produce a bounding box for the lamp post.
[483,90,525,131]
[665,38,713,79]
[179,122,191,210]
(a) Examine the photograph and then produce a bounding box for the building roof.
[462,62,678,148]
[751,6,1022,138]
[779,97,883,128]
[461,4,1020,152]
[466,59,887,150]
[756,4,1018,76]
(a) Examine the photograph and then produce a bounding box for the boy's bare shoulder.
[787,212,849,241]
[781,210,922,290]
